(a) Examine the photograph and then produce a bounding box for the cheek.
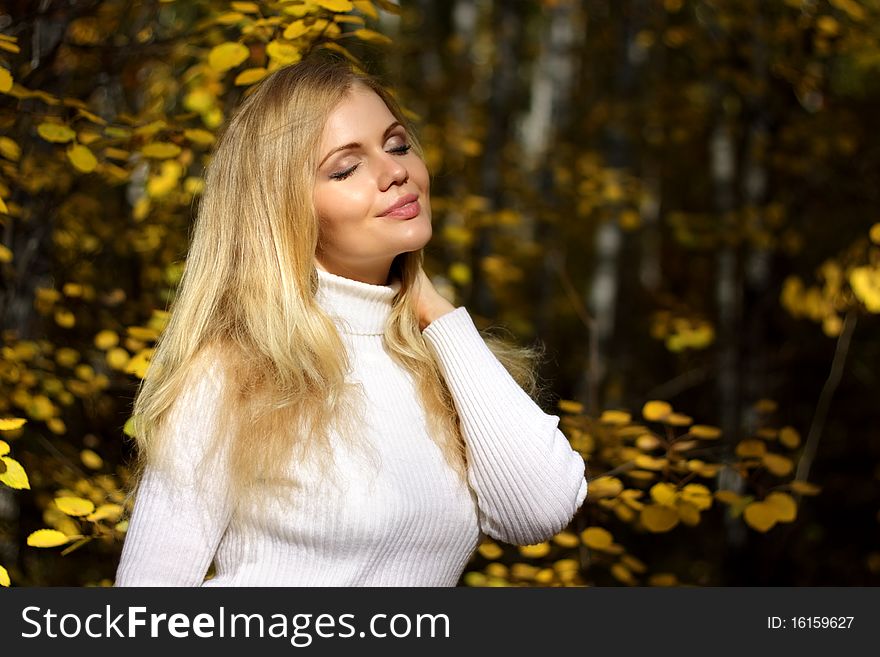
[413,160,430,193]
[314,185,372,227]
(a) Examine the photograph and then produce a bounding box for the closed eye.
[329,143,413,181]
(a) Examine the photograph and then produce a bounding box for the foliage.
[0,0,402,586]
[1,0,877,586]
[463,397,819,586]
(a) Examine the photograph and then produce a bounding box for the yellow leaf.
[353,0,378,19]
[518,542,550,558]
[27,528,71,548]
[47,418,66,435]
[680,483,712,510]
[611,562,637,585]
[553,558,580,578]
[55,496,95,517]
[55,308,76,328]
[735,439,766,458]
[599,409,631,425]
[447,262,471,286]
[0,440,8,456]
[38,122,77,143]
[634,454,666,470]
[612,502,635,522]
[317,0,355,10]
[181,130,213,148]
[665,412,693,426]
[850,266,880,313]
[0,456,29,489]
[618,489,645,511]
[648,572,678,586]
[0,196,7,214]
[284,20,310,39]
[463,571,486,586]
[779,426,801,449]
[123,416,140,439]
[94,330,119,350]
[142,142,181,159]
[589,476,623,498]
[0,564,8,586]
[580,526,613,550]
[80,449,103,470]
[636,434,661,450]
[0,67,12,93]
[0,136,20,160]
[234,67,268,86]
[67,144,98,172]
[124,348,154,379]
[621,554,647,574]
[650,482,678,507]
[869,223,880,245]
[208,42,250,73]
[106,347,130,370]
[816,15,840,37]
[1,418,26,434]
[690,424,721,440]
[670,439,697,452]
[641,504,679,532]
[687,459,720,477]
[0,244,11,264]
[762,452,794,477]
[626,469,655,482]
[765,492,797,523]
[216,11,246,25]
[230,1,260,12]
[714,490,741,505]
[184,88,214,113]
[557,399,583,414]
[676,499,700,525]
[266,40,301,65]
[743,501,777,532]
[86,503,123,522]
[477,541,502,560]
[127,325,159,341]
[552,531,580,548]
[790,480,821,496]
[352,28,392,45]
[642,400,672,422]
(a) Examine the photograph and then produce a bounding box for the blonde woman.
[114,55,588,587]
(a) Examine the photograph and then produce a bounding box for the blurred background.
[0,0,878,586]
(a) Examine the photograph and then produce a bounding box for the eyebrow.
[318,121,404,168]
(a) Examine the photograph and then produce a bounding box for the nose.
[377,151,408,190]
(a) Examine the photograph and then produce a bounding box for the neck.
[314,258,392,286]
[315,268,402,336]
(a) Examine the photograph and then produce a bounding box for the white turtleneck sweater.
[114,269,588,586]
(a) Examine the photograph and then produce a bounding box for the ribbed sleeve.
[422,307,588,546]
[114,355,234,586]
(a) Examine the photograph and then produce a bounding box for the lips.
[379,193,419,216]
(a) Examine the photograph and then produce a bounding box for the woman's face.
[313,83,432,285]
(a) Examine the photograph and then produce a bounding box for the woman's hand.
[414,266,457,331]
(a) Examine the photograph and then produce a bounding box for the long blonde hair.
[123,54,544,517]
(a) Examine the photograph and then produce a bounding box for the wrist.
[420,297,456,331]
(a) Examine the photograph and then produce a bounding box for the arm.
[114,352,233,586]
[422,307,588,546]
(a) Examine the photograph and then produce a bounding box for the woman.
[114,54,588,587]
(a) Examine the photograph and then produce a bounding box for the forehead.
[319,84,396,147]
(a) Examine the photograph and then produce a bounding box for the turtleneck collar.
[315,268,402,336]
